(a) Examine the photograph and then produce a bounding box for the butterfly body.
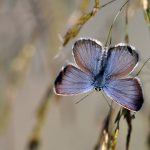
[54,38,144,111]
[93,70,106,91]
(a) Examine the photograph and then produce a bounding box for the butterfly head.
[95,87,101,91]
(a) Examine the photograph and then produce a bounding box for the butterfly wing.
[54,64,94,95]
[103,77,144,111]
[73,38,104,76]
[104,44,139,79]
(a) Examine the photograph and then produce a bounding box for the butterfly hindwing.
[103,77,144,111]
[54,64,94,95]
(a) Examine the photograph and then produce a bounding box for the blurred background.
[0,0,150,150]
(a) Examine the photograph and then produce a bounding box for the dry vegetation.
[0,0,150,150]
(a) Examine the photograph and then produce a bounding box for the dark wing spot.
[127,46,139,62]
[133,78,144,110]
[127,46,133,54]
[54,66,69,85]
[54,70,63,85]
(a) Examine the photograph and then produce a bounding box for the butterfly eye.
[95,87,101,91]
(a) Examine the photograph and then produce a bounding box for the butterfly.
[54,38,144,111]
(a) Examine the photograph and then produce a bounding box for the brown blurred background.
[0,0,150,150]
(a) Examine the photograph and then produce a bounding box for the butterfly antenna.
[136,57,150,76]
[105,0,130,47]
[100,0,119,8]
[75,90,95,104]
[100,91,111,108]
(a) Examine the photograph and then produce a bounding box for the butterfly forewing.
[104,44,139,80]
[103,77,143,111]
[73,38,104,76]
[54,64,94,95]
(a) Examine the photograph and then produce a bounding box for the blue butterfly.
[54,38,144,111]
